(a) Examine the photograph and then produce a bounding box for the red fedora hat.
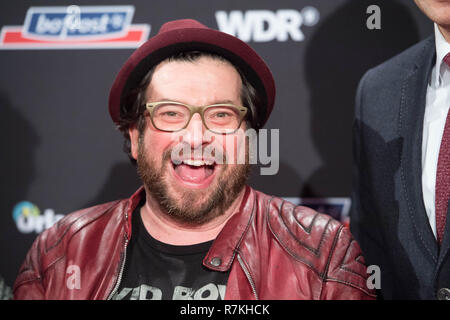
[108,19,275,128]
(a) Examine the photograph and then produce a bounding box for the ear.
[129,123,140,160]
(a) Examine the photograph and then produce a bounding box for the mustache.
[164,146,227,164]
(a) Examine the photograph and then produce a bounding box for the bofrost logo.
[0,5,150,49]
[12,201,64,234]
[216,7,319,42]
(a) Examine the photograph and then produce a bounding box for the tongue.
[175,164,214,183]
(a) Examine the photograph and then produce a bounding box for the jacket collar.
[125,186,146,240]
[123,185,255,270]
[203,186,255,271]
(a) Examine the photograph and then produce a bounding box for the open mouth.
[171,158,217,186]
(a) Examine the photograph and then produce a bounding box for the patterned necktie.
[435,53,450,245]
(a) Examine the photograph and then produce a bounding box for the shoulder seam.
[266,199,338,278]
[323,224,344,280]
[266,200,321,277]
[324,278,376,298]
[337,238,368,281]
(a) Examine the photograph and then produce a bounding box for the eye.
[214,111,232,118]
[162,111,180,117]
[154,104,189,120]
[207,107,238,120]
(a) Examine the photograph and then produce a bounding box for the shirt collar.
[433,23,450,86]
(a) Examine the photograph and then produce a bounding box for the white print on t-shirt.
[113,283,226,300]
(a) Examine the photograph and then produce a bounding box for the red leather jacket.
[13,186,376,300]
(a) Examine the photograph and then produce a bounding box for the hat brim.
[108,27,275,128]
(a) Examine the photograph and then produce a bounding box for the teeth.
[182,159,214,166]
[183,159,204,166]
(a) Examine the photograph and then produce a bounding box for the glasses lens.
[152,103,190,131]
[204,105,241,133]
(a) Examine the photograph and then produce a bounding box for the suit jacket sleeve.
[350,69,389,299]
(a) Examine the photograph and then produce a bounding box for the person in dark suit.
[351,0,450,300]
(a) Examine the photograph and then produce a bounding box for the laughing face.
[129,56,250,225]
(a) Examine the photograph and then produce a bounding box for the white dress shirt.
[422,24,450,239]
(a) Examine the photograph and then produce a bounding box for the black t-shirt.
[112,204,229,300]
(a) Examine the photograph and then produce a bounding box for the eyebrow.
[153,98,238,106]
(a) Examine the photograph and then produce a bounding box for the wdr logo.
[0,5,150,49]
[12,201,64,234]
[216,8,320,42]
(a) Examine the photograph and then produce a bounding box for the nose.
[182,113,213,149]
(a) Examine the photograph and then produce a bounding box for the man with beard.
[13,19,375,300]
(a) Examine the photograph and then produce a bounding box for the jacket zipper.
[237,254,258,300]
[106,230,129,300]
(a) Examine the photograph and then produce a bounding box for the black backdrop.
[0,0,433,293]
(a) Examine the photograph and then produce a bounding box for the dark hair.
[116,51,260,165]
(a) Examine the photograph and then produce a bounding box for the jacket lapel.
[398,36,438,263]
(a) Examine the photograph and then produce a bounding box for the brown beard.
[136,136,250,226]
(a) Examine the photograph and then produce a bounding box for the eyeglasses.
[145,101,248,134]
